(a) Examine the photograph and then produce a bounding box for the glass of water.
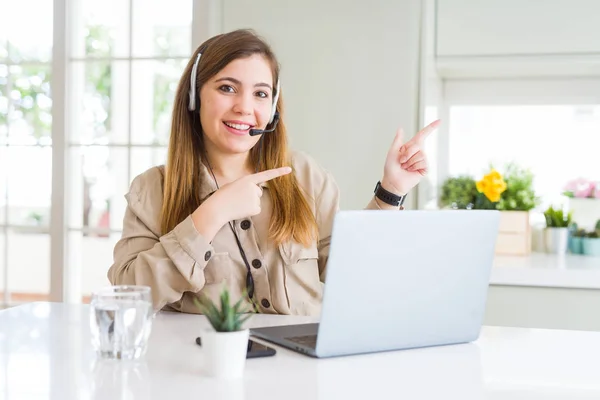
[90,285,153,360]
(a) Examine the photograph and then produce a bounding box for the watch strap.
[374,181,406,207]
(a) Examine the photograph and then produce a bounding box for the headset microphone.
[249,79,280,136]
[249,113,280,136]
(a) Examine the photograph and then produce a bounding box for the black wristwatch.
[374,181,406,208]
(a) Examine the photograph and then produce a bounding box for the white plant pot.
[202,329,249,379]
[544,227,569,255]
[567,198,600,230]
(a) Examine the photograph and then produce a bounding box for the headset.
[186,47,282,310]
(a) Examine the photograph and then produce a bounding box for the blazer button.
[204,251,211,261]
[261,299,271,308]
[251,259,262,269]
[240,220,251,230]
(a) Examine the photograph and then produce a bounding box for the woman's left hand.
[381,120,440,196]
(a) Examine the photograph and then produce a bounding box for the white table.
[1,303,599,400]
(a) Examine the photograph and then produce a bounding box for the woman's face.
[199,54,275,157]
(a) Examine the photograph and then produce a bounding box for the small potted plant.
[28,211,44,226]
[563,179,600,230]
[543,206,573,255]
[582,220,600,257]
[194,288,254,379]
[475,165,539,255]
[569,224,587,254]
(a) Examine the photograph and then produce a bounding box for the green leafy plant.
[439,163,539,212]
[595,220,600,232]
[496,163,539,211]
[193,288,254,332]
[544,206,573,228]
[439,176,478,209]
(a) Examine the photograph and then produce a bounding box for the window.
[442,79,600,210]
[0,0,54,304]
[1,0,195,307]
[68,0,192,302]
[448,105,600,206]
[69,0,192,302]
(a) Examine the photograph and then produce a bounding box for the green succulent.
[193,287,254,332]
[587,230,600,239]
[573,228,587,238]
[544,206,573,228]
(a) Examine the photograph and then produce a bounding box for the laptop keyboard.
[285,334,317,349]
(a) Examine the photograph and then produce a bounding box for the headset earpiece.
[269,79,280,124]
[188,52,202,112]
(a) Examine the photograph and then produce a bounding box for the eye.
[255,91,269,99]
[218,85,235,93]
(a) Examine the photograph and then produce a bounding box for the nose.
[232,92,253,115]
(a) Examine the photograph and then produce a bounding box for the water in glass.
[90,285,153,360]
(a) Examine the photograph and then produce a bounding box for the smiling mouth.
[223,121,253,131]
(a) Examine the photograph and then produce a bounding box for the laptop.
[250,209,500,358]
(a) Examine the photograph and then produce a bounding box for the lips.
[223,121,254,131]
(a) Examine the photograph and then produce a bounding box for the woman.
[108,29,439,315]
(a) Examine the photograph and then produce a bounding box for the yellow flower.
[476,169,507,203]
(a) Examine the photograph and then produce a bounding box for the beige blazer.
[108,151,386,316]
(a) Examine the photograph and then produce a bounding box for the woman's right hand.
[191,166,292,241]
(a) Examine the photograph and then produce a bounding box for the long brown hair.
[161,29,317,247]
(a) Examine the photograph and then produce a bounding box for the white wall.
[435,0,600,79]
[436,0,600,57]
[217,0,423,210]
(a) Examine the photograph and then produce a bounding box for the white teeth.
[224,121,250,130]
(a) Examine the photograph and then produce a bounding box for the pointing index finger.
[250,166,293,184]
[416,119,441,141]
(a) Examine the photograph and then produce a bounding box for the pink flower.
[564,178,594,198]
[594,182,600,199]
[575,186,594,198]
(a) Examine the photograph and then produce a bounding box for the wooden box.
[494,211,531,256]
